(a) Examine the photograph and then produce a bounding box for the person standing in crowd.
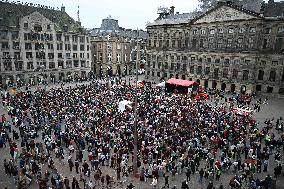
[0,79,283,189]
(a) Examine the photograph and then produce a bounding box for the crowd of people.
[0,78,283,189]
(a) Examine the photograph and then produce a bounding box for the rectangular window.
[2,42,9,49]
[72,35,78,42]
[66,61,72,68]
[214,68,219,79]
[56,34,62,41]
[171,40,175,48]
[152,62,156,69]
[79,36,85,43]
[66,53,71,59]
[74,61,79,67]
[65,44,71,51]
[14,52,20,59]
[232,69,238,78]
[47,43,53,50]
[176,63,180,70]
[73,45,77,51]
[171,63,174,70]
[12,31,19,40]
[190,66,194,74]
[57,43,63,50]
[26,52,33,59]
[48,53,54,59]
[243,70,249,80]
[14,61,23,71]
[49,62,55,69]
[200,39,204,48]
[80,45,85,51]
[13,42,20,50]
[197,66,202,75]
[65,35,69,42]
[227,38,233,47]
[58,61,64,68]
[27,62,34,70]
[205,67,210,75]
[81,61,86,67]
[223,68,228,78]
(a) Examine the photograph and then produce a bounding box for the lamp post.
[133,38,140,177]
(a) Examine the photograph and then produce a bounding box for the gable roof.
[191,1,262,24]
[0,1,83,33]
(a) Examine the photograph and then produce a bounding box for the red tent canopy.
[166,78,196,87]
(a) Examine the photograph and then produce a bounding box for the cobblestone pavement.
[0,81,283,189]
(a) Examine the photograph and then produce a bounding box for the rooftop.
[0,0,84,33]
[147,0,284,27]
[89,16,148,39]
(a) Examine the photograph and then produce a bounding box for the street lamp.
[133,38,141,177]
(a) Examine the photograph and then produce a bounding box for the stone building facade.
[0,1,91,88]
[90,17,147,77]
[146,1,284,94]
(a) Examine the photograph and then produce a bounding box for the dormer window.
[47,25,51,30]
[24,22,28,28]
[34,24,42,32]
[63,25,68,32]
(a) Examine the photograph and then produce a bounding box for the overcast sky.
[16,0,276,30]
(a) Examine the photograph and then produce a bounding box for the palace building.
[0,1,91,87]
[146,0,284,94]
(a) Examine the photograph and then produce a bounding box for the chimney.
[61,4,65,12]
[170,6,175,15]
